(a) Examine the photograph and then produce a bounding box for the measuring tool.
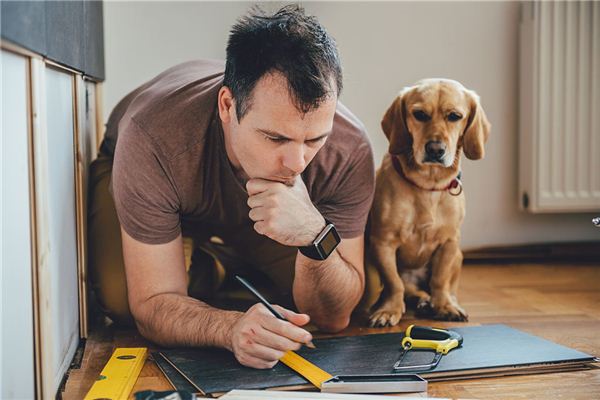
[84,347,147,400]
[320,374,427,393]
[393,325,463,372]
[280,350,426,393]
[279,349,426,393]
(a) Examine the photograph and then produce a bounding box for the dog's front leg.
[368,242,406,327]
[428,239,468,321]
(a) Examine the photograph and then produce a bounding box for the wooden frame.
[73,75,89,338]
[31,54,52,400]
[95,81,105,152]
[25,51,44,400]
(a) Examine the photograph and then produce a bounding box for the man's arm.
[293,235,365,332]
[121,228,238,347]
[121,228,314,369]
[246,177,366,333]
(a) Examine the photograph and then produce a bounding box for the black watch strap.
[298,219,341,260]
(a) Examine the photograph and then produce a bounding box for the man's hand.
[247,177,325,246]
[229,303,313,369]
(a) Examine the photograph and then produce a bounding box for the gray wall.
[103,1,599,250]
[1,0,105,80]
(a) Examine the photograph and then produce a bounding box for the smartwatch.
[298,219,341,260]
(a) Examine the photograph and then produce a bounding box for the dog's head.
[381,79,491,167]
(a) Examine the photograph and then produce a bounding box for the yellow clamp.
[401,325,461,355]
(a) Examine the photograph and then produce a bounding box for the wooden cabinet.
[2,1,105,396]
[1,45,101,399]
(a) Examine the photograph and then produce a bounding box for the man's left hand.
[247,177,325,247]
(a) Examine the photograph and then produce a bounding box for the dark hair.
[224,4,343,121]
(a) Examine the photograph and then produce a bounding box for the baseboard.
[463,241,600,263]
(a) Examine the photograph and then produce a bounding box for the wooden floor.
[62,262,600,399]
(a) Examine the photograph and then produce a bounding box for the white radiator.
[519,1,600,212]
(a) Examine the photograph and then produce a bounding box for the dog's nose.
[425,141,446,160]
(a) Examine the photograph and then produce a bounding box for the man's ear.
[218,86,236,124]
[462,90,491,160]
[381,90,412,155]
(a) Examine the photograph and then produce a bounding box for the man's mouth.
[272,175,297,185]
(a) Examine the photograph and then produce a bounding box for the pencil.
[235,275,316,349]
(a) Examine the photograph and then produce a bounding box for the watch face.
[320,228,339,255]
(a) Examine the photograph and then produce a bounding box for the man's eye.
[412,110,431,122]
[448,112,462,122]
[307,137,326,146]
[265,136,287,143]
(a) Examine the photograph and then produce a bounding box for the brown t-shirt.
[104,60,374,247]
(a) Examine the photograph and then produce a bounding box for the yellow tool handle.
[401,337,459,354]
[280,350,333,389]
[402,325,463,355]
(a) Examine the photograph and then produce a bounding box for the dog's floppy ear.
[462,90,491,160]
[381,91,412,155]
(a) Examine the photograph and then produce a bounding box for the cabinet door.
[1,49,36,399]
[33,64,80,397]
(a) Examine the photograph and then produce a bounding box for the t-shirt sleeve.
[317,141,375,239]
[111,117,181,244]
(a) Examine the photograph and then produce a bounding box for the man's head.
[218,5,342,184]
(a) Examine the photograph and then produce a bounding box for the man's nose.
[425,140,446,160]
[282,144,307,174]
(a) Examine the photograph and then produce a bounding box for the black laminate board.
[160,324,596,395]
[152,352,199,394]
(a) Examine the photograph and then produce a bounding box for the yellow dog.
[368,79,491,327]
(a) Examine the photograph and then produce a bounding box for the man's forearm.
[134,293,242,349]
[293,250,364,332]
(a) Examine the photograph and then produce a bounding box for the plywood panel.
[33,64,81,397]
[0,48,36,400]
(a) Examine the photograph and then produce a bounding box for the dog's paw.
[368,300,406,327]
[432,303,468,322]
[415,298,435,318]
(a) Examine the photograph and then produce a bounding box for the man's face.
[219,72,337,185]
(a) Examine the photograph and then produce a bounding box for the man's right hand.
[229,303,313,369]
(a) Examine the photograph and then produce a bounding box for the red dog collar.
[391,154,463,196]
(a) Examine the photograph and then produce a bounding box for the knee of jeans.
[188,248,226,299]
[93,280,134,326]
[104,296,135,326]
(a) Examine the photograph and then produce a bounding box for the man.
[89,5,374,369]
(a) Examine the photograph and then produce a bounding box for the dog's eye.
[412,110,430,122]
[447,112,462,122]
